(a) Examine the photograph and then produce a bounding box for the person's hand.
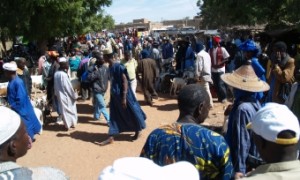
[234,172,245,179]
[122,98,127,109]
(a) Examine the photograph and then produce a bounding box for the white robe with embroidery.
[54,70,77,128]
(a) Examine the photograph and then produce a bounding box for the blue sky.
[104,0,199,24]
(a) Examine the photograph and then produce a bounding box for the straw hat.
[221,63,270,92]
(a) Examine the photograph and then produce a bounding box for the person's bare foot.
[99,137,114,146]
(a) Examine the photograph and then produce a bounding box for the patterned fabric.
[141,123,233,180]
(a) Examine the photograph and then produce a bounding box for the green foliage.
[0,0,114,40]
[197,0,300,30]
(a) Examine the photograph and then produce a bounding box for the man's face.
[272,47,286,61]
[14,122,31,158]
[124,53,130,61]
[17,61,26,70]
[103,54,110,63]
[4,70,14,80]
[96,58,104,65]
[212,40,218,47]
[243,51,253,59]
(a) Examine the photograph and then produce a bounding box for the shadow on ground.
[152,103,178,111]
[56,131,135,144]
[138,100,150,106]
[76,103,93,114]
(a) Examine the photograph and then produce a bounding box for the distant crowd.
[0,31,300,180]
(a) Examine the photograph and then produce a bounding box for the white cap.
[247,103,300,145]
[3,62,17,71]
[98,157,199,180]
[58,57,67,63]
[0,107,21,145]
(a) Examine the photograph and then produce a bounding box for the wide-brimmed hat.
[221,63,270,92]
[239,40,258,54]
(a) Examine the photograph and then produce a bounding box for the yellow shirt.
[121,58,137,80]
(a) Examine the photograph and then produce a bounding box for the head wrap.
[239,39,259,56]
[213,36,221,43]
[195,42,204,53]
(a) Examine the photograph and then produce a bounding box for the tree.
[0,0,114,41]
[197,0,300,30]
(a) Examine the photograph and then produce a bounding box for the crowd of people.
[0,31,300,179]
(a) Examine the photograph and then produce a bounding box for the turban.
[213,36,221,43]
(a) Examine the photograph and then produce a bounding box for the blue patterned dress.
[141,123,233,180]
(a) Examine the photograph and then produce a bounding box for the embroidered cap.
[99,157,199,180]
[0,106,21,145]
[247,103,300,145]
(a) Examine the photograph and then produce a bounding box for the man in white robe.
[54,57,78,130]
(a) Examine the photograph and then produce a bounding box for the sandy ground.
[18,90,227,180]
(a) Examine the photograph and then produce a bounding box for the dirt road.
[19,92,226,180]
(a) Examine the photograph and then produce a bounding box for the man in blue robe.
[3,62,41,141]
[221,63,270,178]
[100,48,146,145]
